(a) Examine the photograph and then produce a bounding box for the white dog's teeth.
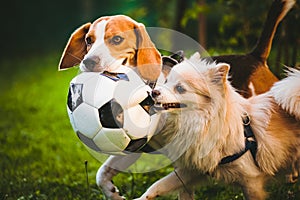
[153,103,164,111]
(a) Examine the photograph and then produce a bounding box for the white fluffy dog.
[135,53,300,200]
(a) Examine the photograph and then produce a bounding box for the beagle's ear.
[135,24,162,81]
[58,23,91,70]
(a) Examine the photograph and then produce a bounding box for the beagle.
[59,15,162,81]
[59,15,185,200]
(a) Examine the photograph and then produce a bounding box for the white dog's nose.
[151,90,161,98]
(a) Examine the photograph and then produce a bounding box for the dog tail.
[250,0,295,60]
[271,68,300,120]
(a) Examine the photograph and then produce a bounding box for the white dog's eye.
[175,84,186,94]
[111,35,124,45]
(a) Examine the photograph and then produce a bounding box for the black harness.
[142,113,259,165]
[219,114,258,165]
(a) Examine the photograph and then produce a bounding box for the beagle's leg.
[97,154,141,200]
[134,169,199,200]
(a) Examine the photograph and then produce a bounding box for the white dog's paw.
[286,174,298,184]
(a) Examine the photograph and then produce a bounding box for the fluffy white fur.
[136,53,300,200]
[271,68,300,120]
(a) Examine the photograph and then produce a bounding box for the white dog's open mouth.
[153,102,187,111]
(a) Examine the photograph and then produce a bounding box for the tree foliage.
[1,0,298,65]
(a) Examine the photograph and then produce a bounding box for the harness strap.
[219,114,258,165]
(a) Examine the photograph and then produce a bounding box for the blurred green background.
[1,0,299,199]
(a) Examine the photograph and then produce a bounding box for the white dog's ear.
[189,52,201,62]
[134,24,162,81]
[212,63,230,84]
[58,23,91,70]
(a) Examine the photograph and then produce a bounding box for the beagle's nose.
[82,56,99,71]
[151,90,161,98]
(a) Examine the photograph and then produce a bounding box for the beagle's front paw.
[134,197,155,200]
[134,193,157,200]
[99,180,125,200]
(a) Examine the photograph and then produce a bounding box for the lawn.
[0,53,299,199]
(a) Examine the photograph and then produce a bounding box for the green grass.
[0,53,299,199]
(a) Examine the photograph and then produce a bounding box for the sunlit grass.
[0,54,104,199]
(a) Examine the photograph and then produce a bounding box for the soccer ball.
[67,65,161,155]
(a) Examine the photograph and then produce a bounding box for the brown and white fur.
[58,15,162,81]
[136,53,300,200]
[58,15,163,200]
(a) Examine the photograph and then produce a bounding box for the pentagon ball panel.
[98,99,124,128]
[72,103,101,138]
[67,66,161,155]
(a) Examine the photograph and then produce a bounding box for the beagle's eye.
[111,35,124,45]
[175,84,186,94]
[86,37,93,45]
